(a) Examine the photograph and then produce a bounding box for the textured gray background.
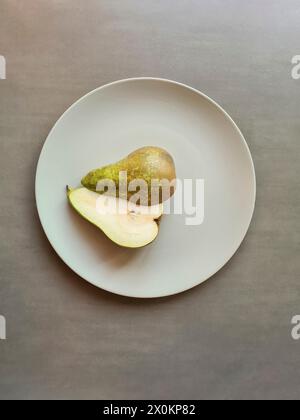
[0,0,299,400]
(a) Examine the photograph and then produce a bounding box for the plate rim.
[35,77,256,299]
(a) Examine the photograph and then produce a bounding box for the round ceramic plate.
[35,78,256,298]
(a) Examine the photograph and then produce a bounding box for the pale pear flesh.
[67,187,163,248]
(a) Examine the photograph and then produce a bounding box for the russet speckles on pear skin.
[81,146,176,205]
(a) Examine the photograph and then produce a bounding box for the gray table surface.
[0,0,299,400]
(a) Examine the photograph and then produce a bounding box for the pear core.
[67,187,163,248]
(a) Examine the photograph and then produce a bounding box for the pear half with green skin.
[81,146,176,205]
[67,187,163,248]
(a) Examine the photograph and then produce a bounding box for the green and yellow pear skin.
[81,146,176,205]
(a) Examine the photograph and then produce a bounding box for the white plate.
[35,78,256,298]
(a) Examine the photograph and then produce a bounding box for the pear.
[81,146,176,205]
[67,187,163,248]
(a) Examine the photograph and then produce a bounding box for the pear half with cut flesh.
[67,187,163,248]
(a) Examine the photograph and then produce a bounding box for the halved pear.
[67,187,163,248]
